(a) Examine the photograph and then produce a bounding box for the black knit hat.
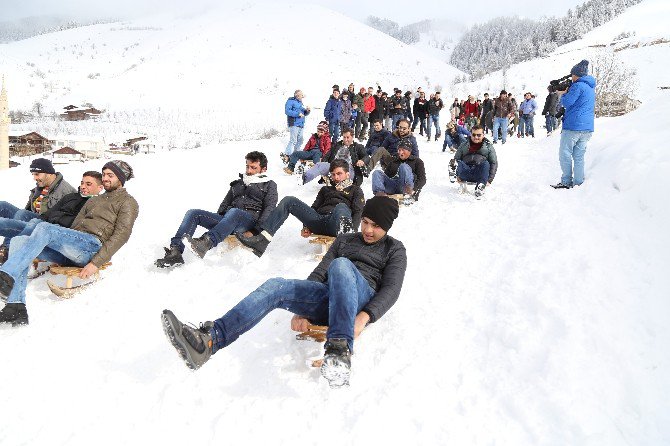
[29,158,55,175]
[102,160,134,186]
[362,196,399,232]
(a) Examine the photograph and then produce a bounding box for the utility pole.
[0,75,9,170]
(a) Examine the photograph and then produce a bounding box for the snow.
[1,1,669,445]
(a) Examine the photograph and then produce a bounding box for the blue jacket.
[366,128,391,150]
[518,98,538,116]
[324,96,342,123]
[285,96,309,128]
[560,75,596,132]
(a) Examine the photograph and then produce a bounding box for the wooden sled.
[47,262,111,299]
[28,260,51,280]
[296,324,328,368]
[388,194,414,207]
[308,235,335,260]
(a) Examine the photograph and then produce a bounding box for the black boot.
[155,246,184,268]
[337,216,354,235]
[235,232,270,257]
[161,309,213,370]
[0,303,29,326]
[0,270,15,301]
[185,234,213,259]
[320,338,351,388]
[474,182,486,199]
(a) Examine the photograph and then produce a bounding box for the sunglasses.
[472,133,484,137]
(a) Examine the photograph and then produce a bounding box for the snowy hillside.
[0,0,669,445]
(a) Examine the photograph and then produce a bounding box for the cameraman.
[553,59,596,189]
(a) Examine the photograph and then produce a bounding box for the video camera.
[549,74,572,92]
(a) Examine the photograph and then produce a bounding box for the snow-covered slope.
[0,1,668,445]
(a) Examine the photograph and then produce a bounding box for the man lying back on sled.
[0,161,139,326]
[161,196,407,388]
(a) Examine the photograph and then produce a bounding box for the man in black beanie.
[161,196,407,389]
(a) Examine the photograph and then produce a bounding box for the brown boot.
[0,245,8,266]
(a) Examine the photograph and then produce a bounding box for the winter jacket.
[464,101,479,117]
[353,93,365,111]
[307,233,407,324]
[366,128,391,150]
[381,130,420,157]
[542,92,559,116]
[390,95,404,115]
[326,141,368,185]
[383,155,426,195]
[443,125,471,151]
[285,96,310,128]
[428,98,444,115]
[518,98,538,116]
[324,95,342,123]
[311,184,365,229]
[560,75,596,132]
[481,98,493,117]
[217,175,278,225]
[364,95,375,113]
[25,172,77,215]
[371,95,385,121]
[339,98,353,124]
[413,98,427,116]
[304,133,332,157]
[70,187,139,267]
[492,97,514,118]
[40,192,91,228]
[454,138,498,183]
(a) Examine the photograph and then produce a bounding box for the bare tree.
[591,50,640,117]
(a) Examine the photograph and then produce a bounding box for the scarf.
[33,186,49,213]
[334,178,353,192]
[241,173,271,186]
[468,141,483,154]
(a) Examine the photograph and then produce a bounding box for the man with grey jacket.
[161,196,407,389]
[0,160,139,326]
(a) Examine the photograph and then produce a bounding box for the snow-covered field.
[0,1,669,445]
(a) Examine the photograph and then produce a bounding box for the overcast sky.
[3,0,587,25]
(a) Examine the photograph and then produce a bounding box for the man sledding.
[448,125,498,199]
[161,196,406,388]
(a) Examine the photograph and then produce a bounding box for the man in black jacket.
[235,159,365,257]
[302,128,368,186]
[365,120,391,156]
[542,86,559,136]
[371,141,426,202]
[161,196,406,388]
[0,171,103,265]
[480,93,494,134]
[155,152,278,267]
[411,91,427,135]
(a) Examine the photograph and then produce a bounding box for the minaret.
[0,75,9,170]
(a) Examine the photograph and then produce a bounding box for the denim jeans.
[371,164,414,195]
[170,208,256,252]
[283,126,304,156]
[391,113,404,131]
[456,160,490,184]
[412,116,426,134]
[559,130,592,186]
[260,196,351,237]
[492,117,509,142]
[288,149,321,170]
[328,121,340,144]
[0,202,39,248]
[0,222,102,304]
[545,115,557,133]
[384,117,392,131]
[443,133,465,151]
[518,115,534,136]
[426,114,440,138]
[211,257,375,352]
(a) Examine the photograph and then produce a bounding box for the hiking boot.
[337,216,354,235]
[551,182,573,189]
[161,309,213,370]
[435,135,439,141]
[235,232,270,257]
[280,153,289,165]
[294,163,305,177]
[185,234,214,259]
[0,303,28,326]
[492,140,497,144]
[155,246,184,268]
[474,182,486,199]
[0,270,15,301]
[448,159,457,183]
[0,245,8,265]
[320,338,351,388]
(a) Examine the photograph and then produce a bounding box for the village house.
[8,131,51,156]
[59,105,103,121]
[51,147,84,164]
[51,134,106,159]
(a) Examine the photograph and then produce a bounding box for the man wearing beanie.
[161,196,407,389]
[0,158,76,263]
[283,121,331,175]
[0,160,139,326]
[552,59,596,189]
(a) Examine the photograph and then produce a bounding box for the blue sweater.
[560,75,596,132]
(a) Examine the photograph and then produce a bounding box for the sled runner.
[47,262,111,299]
[308,235,335,259]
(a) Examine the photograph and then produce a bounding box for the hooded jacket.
[303,132,332,157]
[560,75,596,132]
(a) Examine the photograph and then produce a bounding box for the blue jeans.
[545,114,557,133]
[260,196,351,237]
[412,116,426,134]
[0,222,102,304]
[211,257,375,352]
[426,114,441,139]
[492,117,509,142]
[518,115,534,136]
[456,160,490,184]
[391,113,404,130]
[443,133,465,151]
[0,202,39,247]
[328,121,340,144]
[287,149,321,170]
[170,208,256,252]
[283,126,304,156]
[559,130,592,186]
[371,164,414,194]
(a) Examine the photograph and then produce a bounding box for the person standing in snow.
[491,90,514,144]
[411,91,428,136]
[480,93,493,135]
[339,92,353,141]
[426,91,444,142]
[0,161,139,326]
[542,86,559,136]
[161,195,406,389]
[517,92,538,138]
[324,88,342,144]
[154,152,278,268]
[282,90,311,160]
[552,60,596,189]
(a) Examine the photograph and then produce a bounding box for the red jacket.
[464,101,479,117]
[364,95,376,113]
[304,133,331,157]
